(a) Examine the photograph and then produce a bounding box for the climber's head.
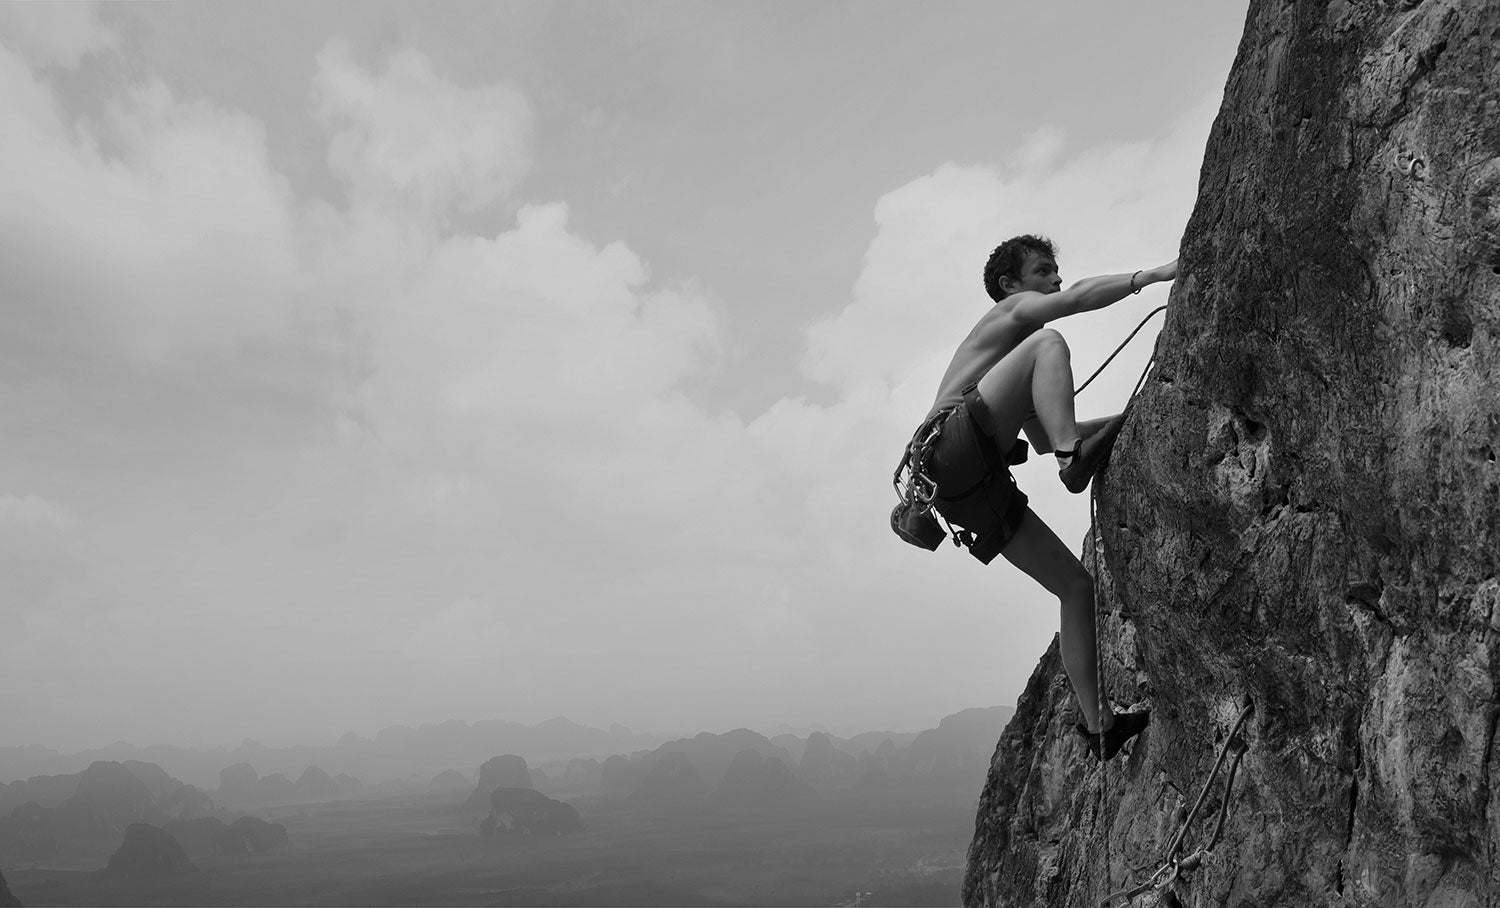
[983,234,1060,301]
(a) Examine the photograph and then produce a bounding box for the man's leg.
[1023,414,1121,455]
[973,329,1081,457]
[999,510,1114,734]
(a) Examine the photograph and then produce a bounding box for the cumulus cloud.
[805,99,1218,406]
[0,2,114,69]
[313,37,533,217]
[0,45,302,361]
[0,19,1224,746]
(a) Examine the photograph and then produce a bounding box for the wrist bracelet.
[1130,270,1143,294]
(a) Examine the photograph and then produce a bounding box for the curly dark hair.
[983,234,1057,302]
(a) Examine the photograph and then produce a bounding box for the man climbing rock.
[909,235,1175,760]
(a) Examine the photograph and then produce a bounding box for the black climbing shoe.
[1058,412,1128,494]
[1074,709,1150,761]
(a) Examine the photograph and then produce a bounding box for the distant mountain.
[464,755,535,812]
[481,788,582,836]
[429,769,470,791]
[162,815,287,858]
[590,706,1017,799]
[4,707,1017,803]
[717,749,815,809]
[632,752,710,804]
[866,706,1016,789]
[1,718,666,789]
[102,823,195,879]
[797,732,861,789]
[215,763,361,807]
[0,761,219,870]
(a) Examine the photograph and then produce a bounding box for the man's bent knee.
[1047,568,1093,605]
[1032,327,1070,357]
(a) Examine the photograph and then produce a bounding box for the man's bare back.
[926,303,1040,420]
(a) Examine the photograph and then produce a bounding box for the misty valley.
[0,708,1012,907]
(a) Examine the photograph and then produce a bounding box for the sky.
[0,1,1251,753]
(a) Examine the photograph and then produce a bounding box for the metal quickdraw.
[891,412,958,550]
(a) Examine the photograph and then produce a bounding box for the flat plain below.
[7,784,977,906]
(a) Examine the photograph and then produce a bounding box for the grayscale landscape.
[0,2,1256,906]
[1,708,1009,907]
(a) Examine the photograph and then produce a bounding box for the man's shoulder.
[970,298,1032,334]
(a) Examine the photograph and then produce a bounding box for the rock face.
[102,823,194,878]
[964,2,1500,907]
[480,788,582,837]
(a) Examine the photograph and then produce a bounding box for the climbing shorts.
[925,387,1030,565]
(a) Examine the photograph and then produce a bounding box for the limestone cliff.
[963,1,1500,906]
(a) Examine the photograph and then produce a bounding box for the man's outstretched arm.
[1011,259,1177,324]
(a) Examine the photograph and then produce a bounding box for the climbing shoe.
[1074,709,1150,761]
[1058,412,1128,494]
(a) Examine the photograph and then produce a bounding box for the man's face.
[1010,251,1062,295]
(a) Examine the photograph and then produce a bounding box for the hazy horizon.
[2,2,1249,755]
[8,703,1011,760]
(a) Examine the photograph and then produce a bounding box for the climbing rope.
[1075,305,1166,397]
[1097,700,1256,907]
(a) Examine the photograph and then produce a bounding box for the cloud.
[0,20,1224,747]
[0,3,115,69]
[0,493,75,532]
[0,46,302,362]
[401,597,513,661]
[312,37,533,217]
[805,99,1217,406]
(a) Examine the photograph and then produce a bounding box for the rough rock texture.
[0,868,19,907]
[102,823,194,878]
[964,2,1500,906]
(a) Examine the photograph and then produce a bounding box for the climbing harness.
[1098,700,1256,907]
[891,304,1167,553]
[891,410,956,550]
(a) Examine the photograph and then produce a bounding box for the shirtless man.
[921,234,1176,759]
